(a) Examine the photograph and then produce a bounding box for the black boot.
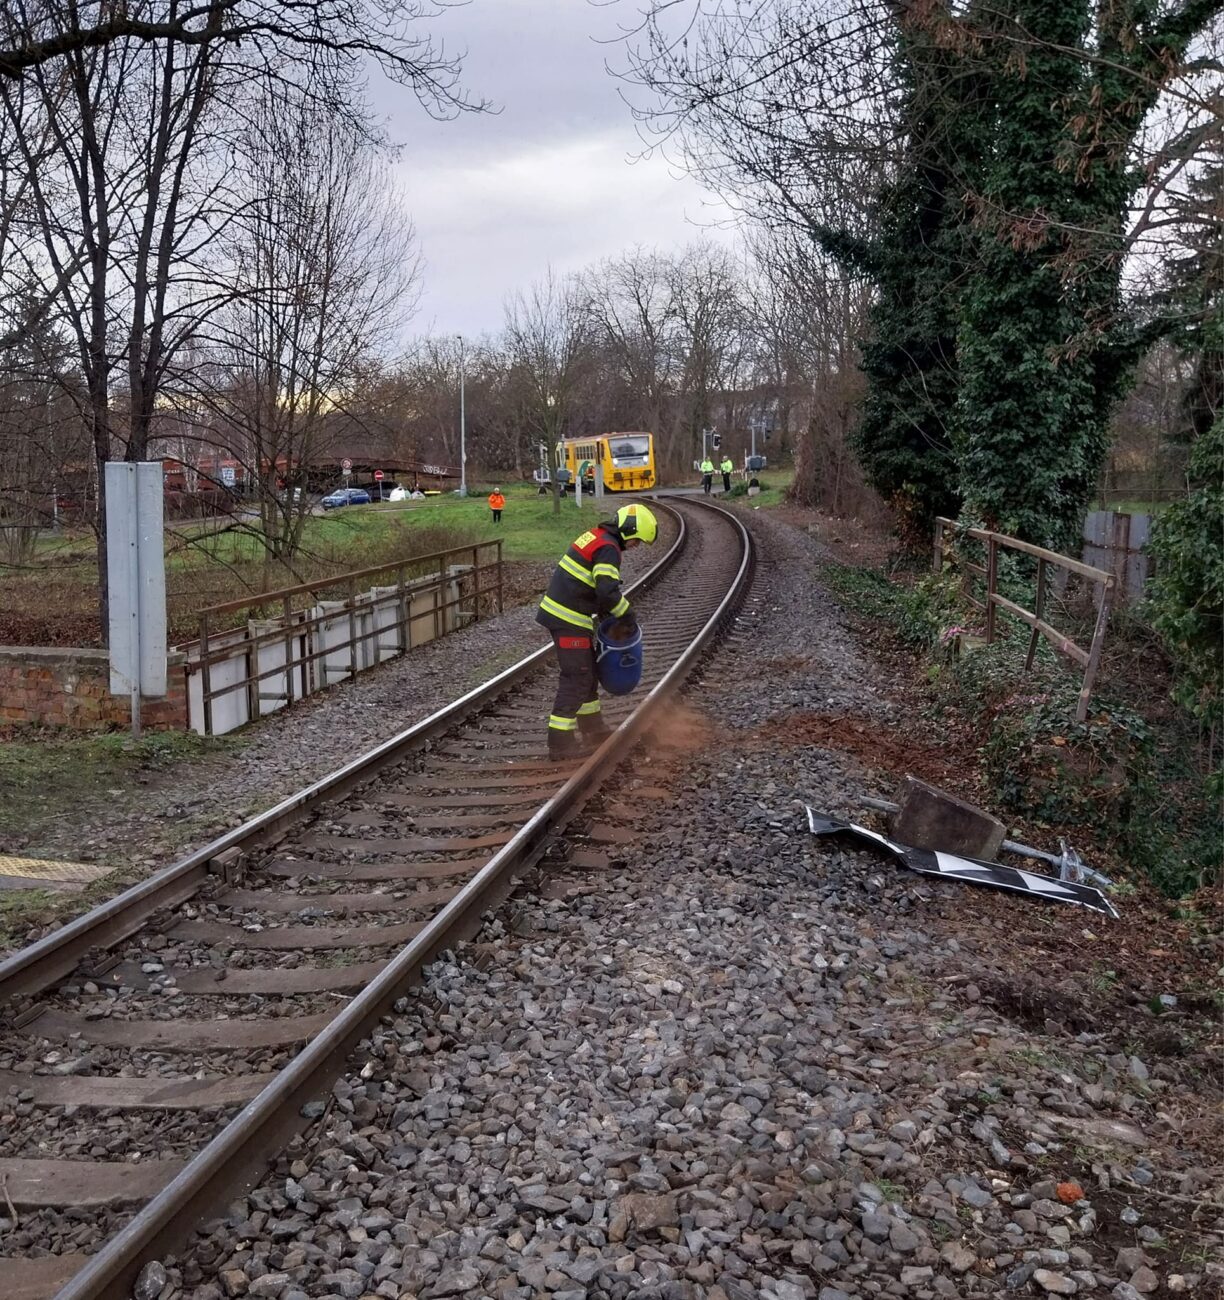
[548,728,584,762]
[578,715,613,745]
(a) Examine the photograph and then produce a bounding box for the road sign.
[341,457,352,471]
[373,470,384,481]
[219,465,236,487]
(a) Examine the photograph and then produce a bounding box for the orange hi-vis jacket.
[488,492,506,511]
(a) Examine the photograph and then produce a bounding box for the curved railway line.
[0,496,754,1300]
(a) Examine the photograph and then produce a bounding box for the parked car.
[321,487,372,510]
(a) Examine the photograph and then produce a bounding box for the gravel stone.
[888,1219,922,1253]
[128,509,1221,1300]
[134,1262,169,1300]
[431,1261,482,1296]
[1128,1266,1160,1294]
[1115,1247,1148,1275]
[940,1241,976,1273]
[1034,1270,1077,1295]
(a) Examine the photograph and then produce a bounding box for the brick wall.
[0,647,188,731]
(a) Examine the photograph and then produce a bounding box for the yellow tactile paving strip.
[0,855,110,883]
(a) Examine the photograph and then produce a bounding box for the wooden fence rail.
[933,517,1116,722]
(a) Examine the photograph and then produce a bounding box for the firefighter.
[699,456,714,495]
[536,502,659,760]
[720,454,734,493]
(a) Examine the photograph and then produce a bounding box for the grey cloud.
[366,0,735,337]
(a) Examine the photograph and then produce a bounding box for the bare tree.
[0,0,475,99]
[582,249,678,443]
[0,0,474,634]
[666,244,745,467]
[503,271,592,504]
[202,85,419,560]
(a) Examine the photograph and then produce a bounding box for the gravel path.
[94,510,1224,1298]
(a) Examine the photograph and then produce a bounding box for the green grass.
[693,467,794,509]
[363,481,613,563]
[0,888,60,949]
[746,467,795,507]
[0,729,238,949]
[872,1178,908,1204]
[0,729,232,837]
[1099,498,1172,516]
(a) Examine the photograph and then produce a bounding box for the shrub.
[978,672,1217,896]
[1145,417,1224,783]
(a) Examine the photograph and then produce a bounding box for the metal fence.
[183,541,503,736]
[933,518,1116,722]
[1082,510,1153,603]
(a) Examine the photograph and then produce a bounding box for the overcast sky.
[370,0,735,341]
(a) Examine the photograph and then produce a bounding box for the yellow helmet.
[616,502,658,544]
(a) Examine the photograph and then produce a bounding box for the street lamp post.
[546,396,560,516]
[457,334,467,497]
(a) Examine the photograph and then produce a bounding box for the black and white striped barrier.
[805,810,1119,919]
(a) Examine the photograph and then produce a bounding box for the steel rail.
[0,505,687,1004]
[51,497,753,1300]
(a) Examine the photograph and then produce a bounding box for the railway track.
[0,497,753,1300]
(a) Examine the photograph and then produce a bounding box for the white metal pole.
[457,335,467,498]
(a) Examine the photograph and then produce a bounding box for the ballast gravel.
[98,510,1224,1297]
[4,521,671,888]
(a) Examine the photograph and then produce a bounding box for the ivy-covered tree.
[824,9,981,538]
[955,0,1223,552]
[625,0,1222,550]
[1152,160,1224,442]
[1146,415,1224,774]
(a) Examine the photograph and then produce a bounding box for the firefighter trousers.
[547,629,600,731]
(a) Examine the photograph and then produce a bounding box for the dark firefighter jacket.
[536,521,632,632]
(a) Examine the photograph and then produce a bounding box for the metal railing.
[933,517,1116,722]
[188,541,503,736]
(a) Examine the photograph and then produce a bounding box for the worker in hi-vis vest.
[535,504,659,761]
[699,457,714,495]
[720,455,733,493]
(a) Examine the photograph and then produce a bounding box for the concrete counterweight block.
[890,775,1006,860]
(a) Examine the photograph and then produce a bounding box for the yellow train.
[557,432,657,493]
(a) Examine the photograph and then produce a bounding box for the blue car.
[321,487,372,510]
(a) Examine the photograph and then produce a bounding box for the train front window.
[609,435,650,465]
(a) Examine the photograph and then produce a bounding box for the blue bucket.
[595,618,644,695]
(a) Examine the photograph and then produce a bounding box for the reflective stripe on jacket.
[536,523,630,631]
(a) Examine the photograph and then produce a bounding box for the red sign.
[374,470,384,481]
